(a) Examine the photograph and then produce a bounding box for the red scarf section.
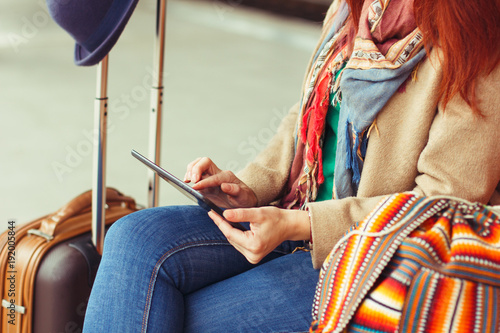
[300,69,333,186]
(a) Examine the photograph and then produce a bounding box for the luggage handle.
[148,0,167,208]
[33,188,135,240]
[92,56,109,254]
[92,0,167,254]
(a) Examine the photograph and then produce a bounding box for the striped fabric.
[310,193,500,333]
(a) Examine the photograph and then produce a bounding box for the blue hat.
[47,0,140,66]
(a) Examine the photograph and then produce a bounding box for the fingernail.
[208,211,218,224]
[223,210,232,219]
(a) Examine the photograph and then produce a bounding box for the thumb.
[223,208,260,223]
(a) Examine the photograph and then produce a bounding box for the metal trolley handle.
[92,0,167,254]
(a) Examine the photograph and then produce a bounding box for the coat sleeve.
[236,103,299,206]
[412,66,500,203]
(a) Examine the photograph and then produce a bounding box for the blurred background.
[0,0,329,229]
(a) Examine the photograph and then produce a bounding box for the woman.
[83,0,500,331]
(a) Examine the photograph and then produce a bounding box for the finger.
[191,157,219,183]
[208,211,247,241]
[184,157,203,182]
[208,211,262,265]
[192,176,222,191]
[217,223,262,264]
[192,171,234,191]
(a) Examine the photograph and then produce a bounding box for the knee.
[102,207,169,256]
[102,205,209,257]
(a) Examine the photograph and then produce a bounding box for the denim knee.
[102,205,221,259]
[103,210,146,253]
[102,206,177,258]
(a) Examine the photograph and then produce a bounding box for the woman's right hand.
[184,157,258,209]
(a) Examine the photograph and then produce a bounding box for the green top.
[316,65,343,202]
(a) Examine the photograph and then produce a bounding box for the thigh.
[101,205,300,293]
[85,205,303,332]
[85,205,242,332]
[184,250,319,333]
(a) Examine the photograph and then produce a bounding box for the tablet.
[131,150,246,231]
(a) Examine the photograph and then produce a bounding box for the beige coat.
[237,1,500,269]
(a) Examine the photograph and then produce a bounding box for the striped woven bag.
[310,193,500,333]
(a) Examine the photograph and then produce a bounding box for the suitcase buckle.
[27,229,54,241]
[2,299,26,314]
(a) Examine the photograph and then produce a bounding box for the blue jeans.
[83,205,319,332]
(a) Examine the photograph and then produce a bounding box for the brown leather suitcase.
[0,189,136,333]
[0,0,167,331]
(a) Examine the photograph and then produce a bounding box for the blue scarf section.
[334,49,426,199]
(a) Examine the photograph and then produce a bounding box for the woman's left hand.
[208,207,310,264]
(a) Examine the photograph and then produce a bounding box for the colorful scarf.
[280,0,426,209]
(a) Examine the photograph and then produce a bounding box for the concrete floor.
[0,0,322,229]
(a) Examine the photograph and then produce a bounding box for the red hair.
[345,0,500,114]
